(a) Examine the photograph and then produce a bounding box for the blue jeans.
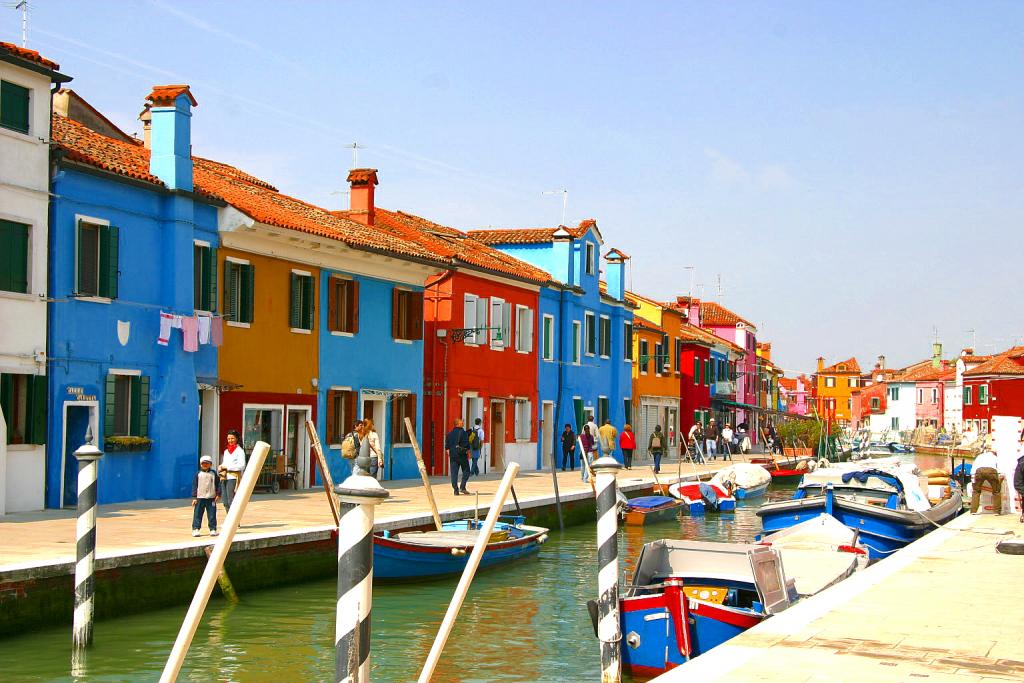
[192,498,217,531]
[470,450,481,475]
[705,440,717,459]
[652,451,663,473]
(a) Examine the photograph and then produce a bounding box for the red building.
[677,324,715,432]
[962,347,1024,434]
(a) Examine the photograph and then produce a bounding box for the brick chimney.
[145,85,197,191]
[877,354,886,369]
[932,342,943,368]
[347,168,378,225]
[817,357,825,372]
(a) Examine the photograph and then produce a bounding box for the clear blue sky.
[9,2,1023,375]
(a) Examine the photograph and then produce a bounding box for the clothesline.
[157,311,224,351]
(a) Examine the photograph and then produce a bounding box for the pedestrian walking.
[580,424,596,482]
[191,455,221,537]
[971,448,1002,514]
[705,419,719,460]
[619,424,637,469]
[598,418,619,460]
[363,417,384,479]
[648,425,665,473]
[1014,447,1024,523]
[561,423,577,471]
[469,417,485,476]
[219,430,246,511]
[445,418,471,495]
[586,413,600,455]
[687,422,705,464]
[720,423,735,461]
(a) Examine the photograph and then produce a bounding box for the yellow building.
[814,356,862,423]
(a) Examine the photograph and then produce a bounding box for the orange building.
[814,356,862,424]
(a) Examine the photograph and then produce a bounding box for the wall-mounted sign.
[67,386,97,402]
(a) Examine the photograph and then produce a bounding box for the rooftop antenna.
[965,328,977,350]
[542,189,568,225]
[344,142,364,169]
[4,1,28,46]
[716,273,723,300]
[683,266,695,299]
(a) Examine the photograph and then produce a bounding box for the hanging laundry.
[211,316,224,347]
[182,316,200,353]
[171,315,183,329]
[198,315,212,345]
[158,311,174,346]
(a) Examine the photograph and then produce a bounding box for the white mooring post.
[71,428,103,665]
[592,456,623,683]
[335,461,390,683]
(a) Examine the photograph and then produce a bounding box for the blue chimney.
[146,85,197,191]
[550,226,574,284]
[604,248,628,302]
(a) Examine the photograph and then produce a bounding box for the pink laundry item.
[198,315,212,345]
[182,316,199,352]
[157,311,173,346]
[211,316,224,347]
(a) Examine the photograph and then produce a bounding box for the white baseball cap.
[200,455,213,464]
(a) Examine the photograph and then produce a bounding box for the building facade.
[813,357,862,424]
[962,348,1024,435]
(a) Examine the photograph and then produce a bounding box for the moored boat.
[373,516,548,579]
[668,480,736,513]
[620,495,685,526]
[711,463,772,500]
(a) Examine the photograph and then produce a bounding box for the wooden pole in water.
[549,447,564,530]
[71,430,102,673]
[416,463,521,683]
[592,456,623,683]
[406,417,443,531]
[202,546,239,603]
[159,441,270,683]
[578,436,597,497]
[306,419,340,526]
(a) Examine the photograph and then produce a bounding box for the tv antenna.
[683,266,695,299]
[344,142,364,169]
[716,273,723,300]
[4,1,28,46]
[542,189,568,226]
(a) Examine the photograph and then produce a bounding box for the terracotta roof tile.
[146,85,197,107]
[52,115,164,185]
[699,301,756,329]
[895,362,955,382]
[347,168,378,186]
[467,219,592,245]
[963,347,1024,377]
[820,357,862,374]
[0,41,59,70]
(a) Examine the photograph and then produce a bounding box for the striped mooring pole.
[72,429,103,654]
[592,455,623,683]
[334,463,389,683]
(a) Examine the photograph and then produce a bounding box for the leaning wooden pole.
[406,417,443,531]
[306,419,340,526]
[159,441,270,683]
[417,463,521,683]
[549,449,564,531]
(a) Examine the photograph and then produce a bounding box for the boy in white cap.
[192,455,221,536]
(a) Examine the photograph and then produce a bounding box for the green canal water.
[0,483,803,682]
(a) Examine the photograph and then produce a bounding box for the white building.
[880,381,916,440]
[0,43,69,514]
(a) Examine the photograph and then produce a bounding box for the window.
[889,386,900,401]
[662,335,671,373]
[597,396,609,425]
[572,321,581,364]
[391,393,417,443]
[514,399,532,440]
[675,340,683,375]
[0,80,30,134]
[585,242,596,275]
[825,377,836,388]
[193,243,217,312]
[0,219,30,294]
[654,341,663,375]
[0,373,46,445]
[224,259,254,324]
[704,359,710,386]
[462,293,489,344]
[104,373,150,438]
[848,398,852,410]
[979,384,989,405]
[76,221,119,299]
[573,398,585,431]
[964,386,972,405]
[848,377,858,388]
[917,388,924,404]
[598,315,611,357]
[623,322,633,360]
[623,398,632,426]
[584,312,596,355]
[891,417,899,431]
[288,272,315,331]
[489,297,511,349]
[871,397,881,410]
[693,356,700,386]
[326,389,357,444]
[639,339,649,375]
[541,314,554,361]
[392,288,423,341]
[328,277,359,334]
[931,388,939,404]
[515,305,533,353]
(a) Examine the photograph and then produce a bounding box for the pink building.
[780,375,810,415]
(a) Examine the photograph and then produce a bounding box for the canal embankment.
[652,510,1024,682]
[0,460,724,637]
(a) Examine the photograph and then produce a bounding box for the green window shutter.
[242,264,254,323]
[77,221,98,296]
[206,247,217,312]
[28,375,47,445]
[573,398,585,432]
[104,375,117,438]
[0,80,30,134]
[288,273,299,328]
[302,275,314,329]
[129,375,150,437]
[99,225,119,299]
[0,220,29,293]
[223,260,237,320]
[693,357,700,386]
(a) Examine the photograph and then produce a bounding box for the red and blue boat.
[668,481,736,513]
[373,516,548,579]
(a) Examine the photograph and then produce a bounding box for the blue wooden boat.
[621,495,684,526]
[712,463,772,500]
[757,465,962,560]
[373,516,548,579]
[668,481,736,513]
[734,481,769,500]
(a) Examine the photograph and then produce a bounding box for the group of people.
[558,415,672,479]
[444,418,486,495]
[685,419,751,463]
[190,429,247,537]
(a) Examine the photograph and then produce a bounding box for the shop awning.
[197,377,243,392]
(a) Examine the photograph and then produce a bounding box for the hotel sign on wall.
[67,386,97,401]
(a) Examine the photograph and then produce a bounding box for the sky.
[6,2,1023,375]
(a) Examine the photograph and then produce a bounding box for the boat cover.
[712,463,771,490]
[699,483,721,508]
[628,495,677,510]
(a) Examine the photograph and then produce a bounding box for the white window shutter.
[477,298,488,345]
[502,302,512,348]
[490,299,503,348]
[463,294,477,340]
[526,309,534,353]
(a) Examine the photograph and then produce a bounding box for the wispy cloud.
[149,0,260,51]
[704,148,800,191]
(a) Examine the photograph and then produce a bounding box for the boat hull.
[733,481,769,499]
[758,492,962,560]
[668,482,736,513]
[623,500,684,526]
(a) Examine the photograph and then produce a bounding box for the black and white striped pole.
[72,427,103,657]
[335,452,389,683]
[592,455,623,683]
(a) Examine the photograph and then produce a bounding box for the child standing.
[192,455,221,537]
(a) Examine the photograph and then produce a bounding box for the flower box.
[104,436,154,453]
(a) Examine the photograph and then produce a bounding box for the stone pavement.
[0,456,723,571]
[655,511,1024,682]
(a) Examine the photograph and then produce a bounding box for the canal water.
[0,481,801,682]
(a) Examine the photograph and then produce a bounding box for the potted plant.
[104,435,154,453]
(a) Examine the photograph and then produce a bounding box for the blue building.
[47,86,219,506]
[468,221,634,467]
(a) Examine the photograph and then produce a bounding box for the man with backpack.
[445,418,472,495]
[469,418,485,476]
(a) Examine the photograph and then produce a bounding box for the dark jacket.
[445,427,470,459]
[561,429,577,451]
[580,432,595,453]
[1015,455,1024,493]
[705,424,719,440]
[648,431,665,452]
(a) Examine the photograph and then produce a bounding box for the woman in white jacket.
[220,429,246,511]
[363,418,384,479]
